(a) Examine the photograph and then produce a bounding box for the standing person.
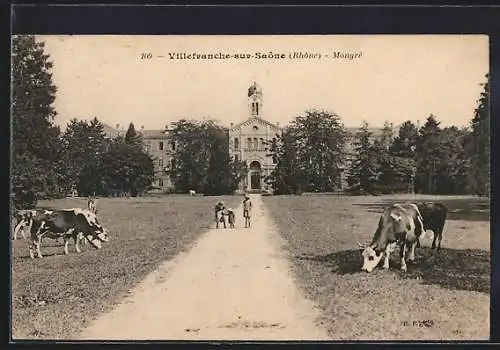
[215,200,226,229]
[243,194,252,228]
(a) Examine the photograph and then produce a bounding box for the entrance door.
[251,172,261,190]
[249,161,262,191]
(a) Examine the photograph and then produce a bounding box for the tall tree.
[389,120,419,158]
[63,117,108,196]
[433,126,471,194]
[124,122,143,148]
[265,129,304,194]
[169,119,243,194]
[469,74,490,196]
[290,110,348,192]
[347,121,380,194]
[100,139,154,197]
[415,114,442,193]
[11,35,63,207]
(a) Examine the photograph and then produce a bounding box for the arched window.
[158,158,163,168]
[253,138,258,150]
[256,102,259,115]
[159,178,164,187]
[235,154,239,162]
[159,141,164,151]
[260,138,265,150]
[247,138,252,149]
[234,138,239,150]
[171,159,176,169]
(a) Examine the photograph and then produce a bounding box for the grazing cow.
[415,202,448,250]
[215,201,226,229]
[12,209,37,240]
[358,203,425,272]
[226,208,235,229]
[189,190,196,196]
[29,208,109,259]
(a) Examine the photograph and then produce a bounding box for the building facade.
[140,128,175,191]
[132,82,393,193]
[228,82,281,193]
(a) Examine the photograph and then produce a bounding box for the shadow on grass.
[296,247,490,294]
[353,198,490,222]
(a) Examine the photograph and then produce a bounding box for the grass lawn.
[11,195,241,340]
[263,194,490,341]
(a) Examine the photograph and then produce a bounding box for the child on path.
[243,195,252,228]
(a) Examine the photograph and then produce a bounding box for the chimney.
[141,125,144,131]
[416,119,420,129]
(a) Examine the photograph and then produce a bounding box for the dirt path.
[78,194,329,340]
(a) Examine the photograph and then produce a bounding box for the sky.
[36,35,489,131]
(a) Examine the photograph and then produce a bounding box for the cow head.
[358,242,384,273]
[72,208,109,249]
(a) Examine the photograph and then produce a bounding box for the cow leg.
[63,237,71,255]
[35,239,43,259]
[29,240,36,259]
[223,217,227,229]
[437,231,443,251]
[13,220,24,240]
[408,241,417,262]
[431,233,437,250]
[73,233,82,253]
[25,219,33,240]
[383,244,394,269]
[400,243,407,272]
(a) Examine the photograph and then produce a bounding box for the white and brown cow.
[29,208,109,259]
[358,203,425,273]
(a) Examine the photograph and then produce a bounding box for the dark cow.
[358,203,425,272]
[29,208,109,259]
[415,202,448,250]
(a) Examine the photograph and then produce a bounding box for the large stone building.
[228,82,281,193]
[116,82,394,193]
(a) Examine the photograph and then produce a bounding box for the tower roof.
[248,81,262,97]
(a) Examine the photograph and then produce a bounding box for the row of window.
[234,137,274,151]
[145,141,176,153]
[157,158,176,169]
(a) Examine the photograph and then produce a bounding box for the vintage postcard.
[11,34,490,341]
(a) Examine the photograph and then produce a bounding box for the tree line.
[266,75,489,197]
[11,35,490,208]
[11,36,156,207]
[11,35,246,208]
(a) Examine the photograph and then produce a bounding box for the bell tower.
[247,81,263,118]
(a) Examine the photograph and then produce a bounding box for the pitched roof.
[101,123,121,138]
[230,116,280,132]
[140,129,168,139]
